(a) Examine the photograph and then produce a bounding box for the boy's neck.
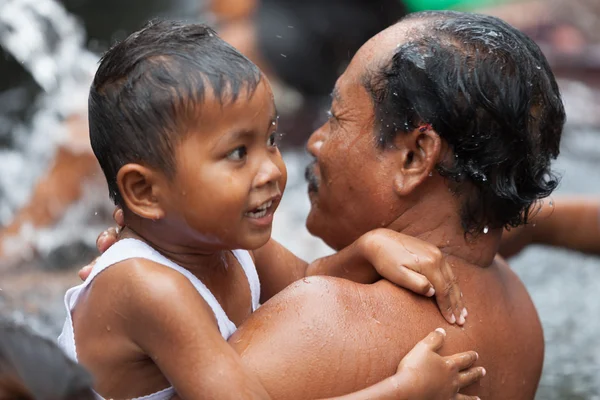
[119,224,232,274]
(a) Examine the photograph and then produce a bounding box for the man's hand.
[393,328,484,400]
[78,208,123,281]
[357,229,466,325]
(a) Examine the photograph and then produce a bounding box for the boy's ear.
[393,125,442,197]
[116,164,167,220]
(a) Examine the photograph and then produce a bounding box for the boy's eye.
[267,132,279,147]
[227,146,247,161]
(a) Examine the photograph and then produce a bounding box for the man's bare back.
[230,256,543,399]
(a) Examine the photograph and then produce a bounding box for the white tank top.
[57,238,261,400]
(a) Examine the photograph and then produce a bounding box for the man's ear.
[393,125,442,196]
[116,164,167,220]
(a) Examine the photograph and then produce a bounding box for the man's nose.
[306,124,326,157]
[254,157,283,188]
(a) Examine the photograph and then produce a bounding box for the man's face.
[305,36,409,251]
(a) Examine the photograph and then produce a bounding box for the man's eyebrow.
[330,88,342,104]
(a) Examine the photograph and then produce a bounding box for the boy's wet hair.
[0,320,95,400]
[89,20,262,206]
[365,11,565,234]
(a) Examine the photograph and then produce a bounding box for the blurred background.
[1,0,600,398]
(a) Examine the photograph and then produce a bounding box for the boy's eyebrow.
[268,109,279,128]
[227,130,256,142]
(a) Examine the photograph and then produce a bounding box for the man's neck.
[388,194,501,268]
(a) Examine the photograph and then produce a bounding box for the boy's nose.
[254,157,283,188]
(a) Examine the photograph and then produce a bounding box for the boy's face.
[163,79,287,250]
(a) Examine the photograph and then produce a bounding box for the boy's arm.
[122,260,271,400]
[254,229,465,325]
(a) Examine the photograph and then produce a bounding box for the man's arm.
[500,196,600,258]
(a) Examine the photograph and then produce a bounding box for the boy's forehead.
[186,79,277,131]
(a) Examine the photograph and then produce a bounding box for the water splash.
[0,0,113,261]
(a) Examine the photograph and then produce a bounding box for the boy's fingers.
[421,328,446,352]
[447,351,478,371]
[427,268,457,324]
[449,268,466,326]
[457,366,486,388]
[432,261,467,325]
[378,264,433,297]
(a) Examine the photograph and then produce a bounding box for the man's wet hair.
[364,11,565,234]
[0,320,95,400]
[89,20,262,206]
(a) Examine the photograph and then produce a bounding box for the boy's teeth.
[246,209,268,218]
[245,200,273,218]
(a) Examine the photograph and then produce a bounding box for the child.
[0,320,95,400]
[58,20,482,399]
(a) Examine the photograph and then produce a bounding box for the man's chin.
[305,206,320,237]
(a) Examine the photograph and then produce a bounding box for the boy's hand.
[394,328,484,400]
[357,228,466,325]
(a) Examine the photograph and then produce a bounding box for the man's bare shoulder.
[229,276,432,398]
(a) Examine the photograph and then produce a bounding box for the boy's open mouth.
[245,200,274,219]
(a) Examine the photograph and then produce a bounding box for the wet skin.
[228,20,544,399]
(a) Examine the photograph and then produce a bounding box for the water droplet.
[94,211,98,216]
[393,92,398,96]
[208,33,214,37]
[428,172,433,177]
[483,226,489,234]
[106,325,111,332]
[280,54,287,58]
[276,35,282,39]
[288,25,294,29]
[536,65,541,70]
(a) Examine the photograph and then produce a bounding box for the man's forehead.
[355,19,425,67]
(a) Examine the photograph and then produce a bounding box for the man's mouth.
[305,161,320,193]
[245,200,274,219]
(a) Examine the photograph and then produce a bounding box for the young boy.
[58,20,482,399]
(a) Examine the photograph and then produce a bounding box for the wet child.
[58,20,483,399]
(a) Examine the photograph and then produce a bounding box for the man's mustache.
[305,161,320,192]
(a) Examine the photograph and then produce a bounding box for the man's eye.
[227,146,247,161]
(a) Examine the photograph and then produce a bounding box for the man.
[89,11,564,399]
